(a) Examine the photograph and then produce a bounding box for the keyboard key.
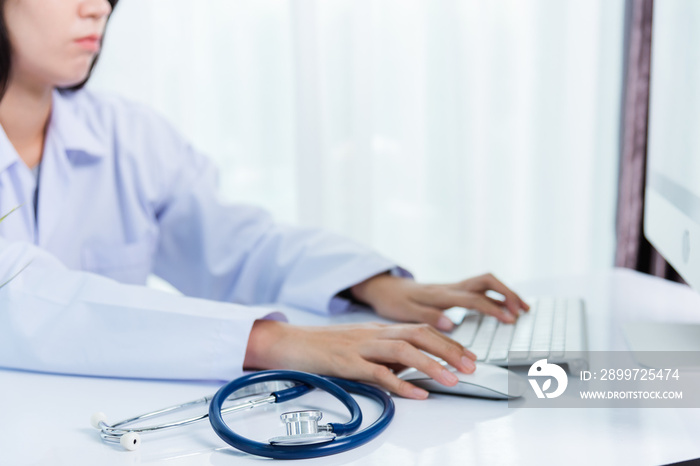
[486,322,515,361]
[549,302,568,359]
[469,316,498,360]
[510,308,535,352]
[450,313,482,346]
[529,302,554,359]
[565,299,585,353]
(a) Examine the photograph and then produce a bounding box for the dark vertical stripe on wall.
[614,0,683,282]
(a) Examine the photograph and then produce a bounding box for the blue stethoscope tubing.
[209,370,395,459]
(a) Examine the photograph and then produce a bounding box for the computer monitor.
[628,0,700,353]
[645,0,700,288]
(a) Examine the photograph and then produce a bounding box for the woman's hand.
[243,320,477,399]
[350,273,530,331]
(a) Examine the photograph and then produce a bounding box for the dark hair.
[0,0,119,100]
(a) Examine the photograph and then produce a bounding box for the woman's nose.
[79,0,112,20]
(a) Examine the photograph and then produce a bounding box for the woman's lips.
[75,35,101,52]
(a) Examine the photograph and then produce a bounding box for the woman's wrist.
[243,319,288,370]
[350,272,399,308]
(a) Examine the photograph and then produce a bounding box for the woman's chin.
[54,59,96,88]
[55,72,92,89]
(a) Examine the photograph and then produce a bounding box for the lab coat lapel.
[0,124,36,241]
[35,131,72,247]
[35,91,106,247]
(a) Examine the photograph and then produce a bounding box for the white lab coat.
[0,89,405,381]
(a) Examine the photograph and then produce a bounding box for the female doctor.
[0,0,529,400]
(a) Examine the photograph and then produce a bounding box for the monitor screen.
[645,0,700,290]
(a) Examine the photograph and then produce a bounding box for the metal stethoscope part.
[269,410,336,445]
[91,370,395,459]
[90,380,304,451]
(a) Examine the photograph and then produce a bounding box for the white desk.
[2,268,700,466]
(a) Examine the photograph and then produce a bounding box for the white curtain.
[89,0,625,285]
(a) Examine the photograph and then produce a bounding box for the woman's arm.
[242,271,528,398]
[0,236,282,381]
[0,236,479,397]
[132,104,404,315]
[244,319,477,399]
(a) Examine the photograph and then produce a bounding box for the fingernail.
[441,369,459,385]
[411,387,429,399]
[461,356,476,371]
[463,349,477,361]
[437,316,455,332]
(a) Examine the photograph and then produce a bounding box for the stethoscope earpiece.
[90,412,108,430]
[119,432,141,451]
[91,411,141,451]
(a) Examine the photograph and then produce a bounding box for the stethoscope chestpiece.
[268,410,336,445]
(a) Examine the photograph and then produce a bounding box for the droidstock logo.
[528,359,568,399]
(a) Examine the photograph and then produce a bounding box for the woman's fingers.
[356,338,466,400]
[361,362,429,399]
[426,289,516,323]
[484,295,525,319]
[407,280,524,324]
[362,339,463,386]
[463,273,529,313]
[358,273,529,334]
[398,302,456,332]
[471,294,517,322]
[376,324,476,370]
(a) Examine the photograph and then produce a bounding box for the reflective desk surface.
[2,268,700,466]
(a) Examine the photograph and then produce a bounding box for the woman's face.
[4,0,112,89]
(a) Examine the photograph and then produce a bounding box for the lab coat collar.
[50,89,107,162]
[0,89,106,175]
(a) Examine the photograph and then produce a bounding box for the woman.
[0,0,528,399]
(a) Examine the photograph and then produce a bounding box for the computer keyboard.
[448,297,588,372]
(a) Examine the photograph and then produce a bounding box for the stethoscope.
[91,370,395,459]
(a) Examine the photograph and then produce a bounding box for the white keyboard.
[448,297,588,372]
